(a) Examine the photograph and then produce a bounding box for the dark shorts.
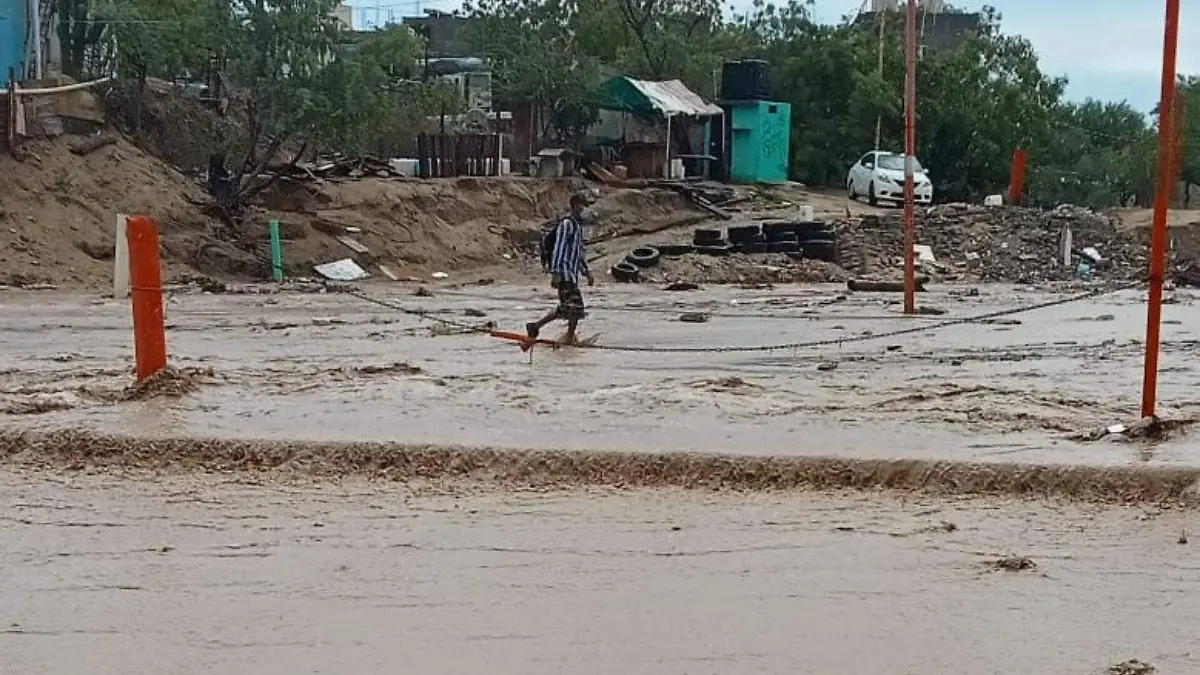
[556,281,586,321]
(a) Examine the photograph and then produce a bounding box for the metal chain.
[343,283,1143,354]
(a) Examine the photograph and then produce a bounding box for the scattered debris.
[816,362,839,372]
[355,362,423,376]
[664,281,700,291]
[1107,659,1156,675]
[335,235,370,255]
[121,366,208,401]
[843,204,1148,283]
[1,392,81,415]
[679,312,709,323]
[988,556,1037,572]
[431,272,449,280]
[314,259,369,282]
[413,286,434,297]
[847,279,926,293]
[1081,416,1196,442]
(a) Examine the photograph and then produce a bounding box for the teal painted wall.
[728,101,791,184]
[0,0,26,85]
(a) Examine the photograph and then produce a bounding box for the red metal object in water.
[1142,0,1182,419]
[127,215,167,381]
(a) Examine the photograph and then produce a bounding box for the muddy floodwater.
[3,284,1200,674]
[1,282,1199,465]
[2,470,1198,675]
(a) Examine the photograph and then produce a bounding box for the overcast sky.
[348,0,1199,113]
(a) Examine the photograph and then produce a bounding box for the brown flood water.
[1,282,1199,466]
[2,470,1199,675]
[2,284,1200,673]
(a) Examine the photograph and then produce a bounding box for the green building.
[727,101,791,184]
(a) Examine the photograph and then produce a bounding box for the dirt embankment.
[0,136,213,288]
[0,131,704,288]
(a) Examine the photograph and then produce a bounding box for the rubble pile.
[837,204,1149,283]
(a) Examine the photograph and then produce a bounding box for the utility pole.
[873,8,885,150]
[1141,0,1182,418]
[902,0,917,314]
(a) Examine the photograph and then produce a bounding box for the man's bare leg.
[527,309,558,339]
[563,318,579,345]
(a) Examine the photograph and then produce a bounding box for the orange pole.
[1141,0,1181,419]
[1010,149,1028,205]
[127,215,168,381]
[902,0,917,314]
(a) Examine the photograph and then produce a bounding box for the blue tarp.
[0,0,27,86]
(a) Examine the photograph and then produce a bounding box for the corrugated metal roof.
[618,78,724,117]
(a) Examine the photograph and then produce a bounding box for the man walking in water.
[527,191,595,345]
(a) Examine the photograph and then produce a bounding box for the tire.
[736,242,768,254]
[693,228,723,246]
[762,220,796,240]
[803,239,837,262]
[727,224,762,244]
[626,246,662,268]
[768,241,800,254]
[867,181,878,207]
[610,261,640,282]
[794,220,830,239]
[694,244,732,256]
[657,244,694,257]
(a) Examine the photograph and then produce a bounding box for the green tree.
[1179,76,1200,207]
[463,0,604,141]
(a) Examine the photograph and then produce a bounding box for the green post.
[269,220,283,283]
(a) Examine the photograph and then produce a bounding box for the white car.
[847,151,933,206]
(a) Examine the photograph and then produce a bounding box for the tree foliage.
[463,0,1196,209]
[80,0,1200,210]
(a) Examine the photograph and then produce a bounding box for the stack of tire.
[691,228,731,255]
[754,219,837,262]
[610,245,662,283]
[727,224,767,254]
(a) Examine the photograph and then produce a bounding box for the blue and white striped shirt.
[551,216,588,283]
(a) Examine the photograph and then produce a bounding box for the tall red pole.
[1010,149,1028,205]
[1141,0,1182,419]
[127,215,168,382]
[902,0,917,314]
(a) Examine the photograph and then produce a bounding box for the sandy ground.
[1,470,1197,675]
[0,282,1198,467]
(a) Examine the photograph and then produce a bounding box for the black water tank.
[721,60,771,101]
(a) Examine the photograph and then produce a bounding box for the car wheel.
[867,181,878,207]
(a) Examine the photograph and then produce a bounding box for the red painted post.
[1141,0,1182,419]
[902,0,918,314]
[127,215,167,381]
[1010,149,1028,205]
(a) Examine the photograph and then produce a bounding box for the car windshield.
[877,154,923,172]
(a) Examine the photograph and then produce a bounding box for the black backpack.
[539,224,557,271]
